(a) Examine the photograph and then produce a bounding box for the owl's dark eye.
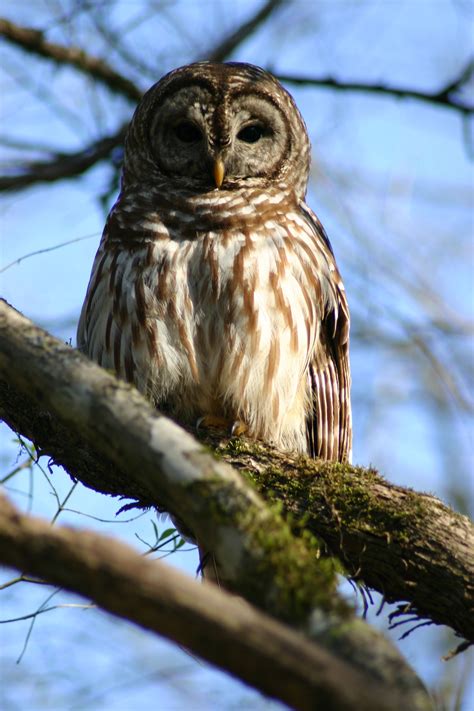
[237,123,266,143]
[173,121,202,143]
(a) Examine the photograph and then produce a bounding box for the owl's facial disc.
[221,94,289,185]
[150,85,292,190]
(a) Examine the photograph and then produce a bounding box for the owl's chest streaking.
[79,189,335,453]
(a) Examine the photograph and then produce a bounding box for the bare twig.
[276,62,474,115]
[0,124,126,192]
[206,0,285,62]
[0,233,98,274]
[0,18,142,102]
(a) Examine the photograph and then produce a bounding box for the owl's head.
[123,62,311,199]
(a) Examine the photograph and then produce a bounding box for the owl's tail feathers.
[170,513,222,585]
[197,543,222,586]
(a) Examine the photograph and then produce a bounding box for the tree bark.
[202,433,474,644]
[0,492,408,711]
[2,298,469,708]
[1,300,471,644]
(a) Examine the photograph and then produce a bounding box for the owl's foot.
[230,420,248,437]
[195,415,248,437]
[196,414,230,431]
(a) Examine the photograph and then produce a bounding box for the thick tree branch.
[0,300,432,708]
[206,435,474,643]
[0,300,474,639]
[0,301,353,629]
[0,493,400,711]
[0,17,142,102]
[0,301,471,645]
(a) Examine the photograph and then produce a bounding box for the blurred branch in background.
[0,0,290,100]
[277,60,474,115]
[0,125,127,191]
[0,14,472,193]
[0,0,286,191]
[206,0,286,62]
[0,17,142,101]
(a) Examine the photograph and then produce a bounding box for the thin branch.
[439,59,474,98]
[205,0,285,62]
[88,6,161,79]
[0,18,142,102]
[0,135,70,154]
[0,1,286,106]
[0,233,98,274]
[0,492,408,711]
[0,124,126,192]
[14,586,62,663]
[276,63,474,115]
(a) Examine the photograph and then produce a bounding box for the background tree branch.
[276,60,474,114]
[1,13,471,194]
[205,0,285,62]
[0,298,472,651]
[0,125,127,192]
[0,0,287,99]
[0,17,142,101]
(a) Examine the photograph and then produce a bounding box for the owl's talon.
[231,420,248,437]
[196,415,247,437]
[196,414,230,432]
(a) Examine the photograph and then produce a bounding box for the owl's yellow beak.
[213,158,225,189]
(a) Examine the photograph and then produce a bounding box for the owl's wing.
[300,205,352,463]
[76,213,134,382]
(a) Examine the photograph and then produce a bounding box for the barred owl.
[77,62,351,463]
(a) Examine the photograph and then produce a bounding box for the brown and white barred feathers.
[77,62,352,462]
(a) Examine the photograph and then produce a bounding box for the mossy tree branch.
[0,301,472,645]
[202,435,474,643]
[0,299,435,708]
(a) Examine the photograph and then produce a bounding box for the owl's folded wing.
[300,205,352,463]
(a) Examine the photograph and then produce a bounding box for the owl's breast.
[136,222,320,439]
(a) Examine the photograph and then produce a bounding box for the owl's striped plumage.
[77,62,351,462]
